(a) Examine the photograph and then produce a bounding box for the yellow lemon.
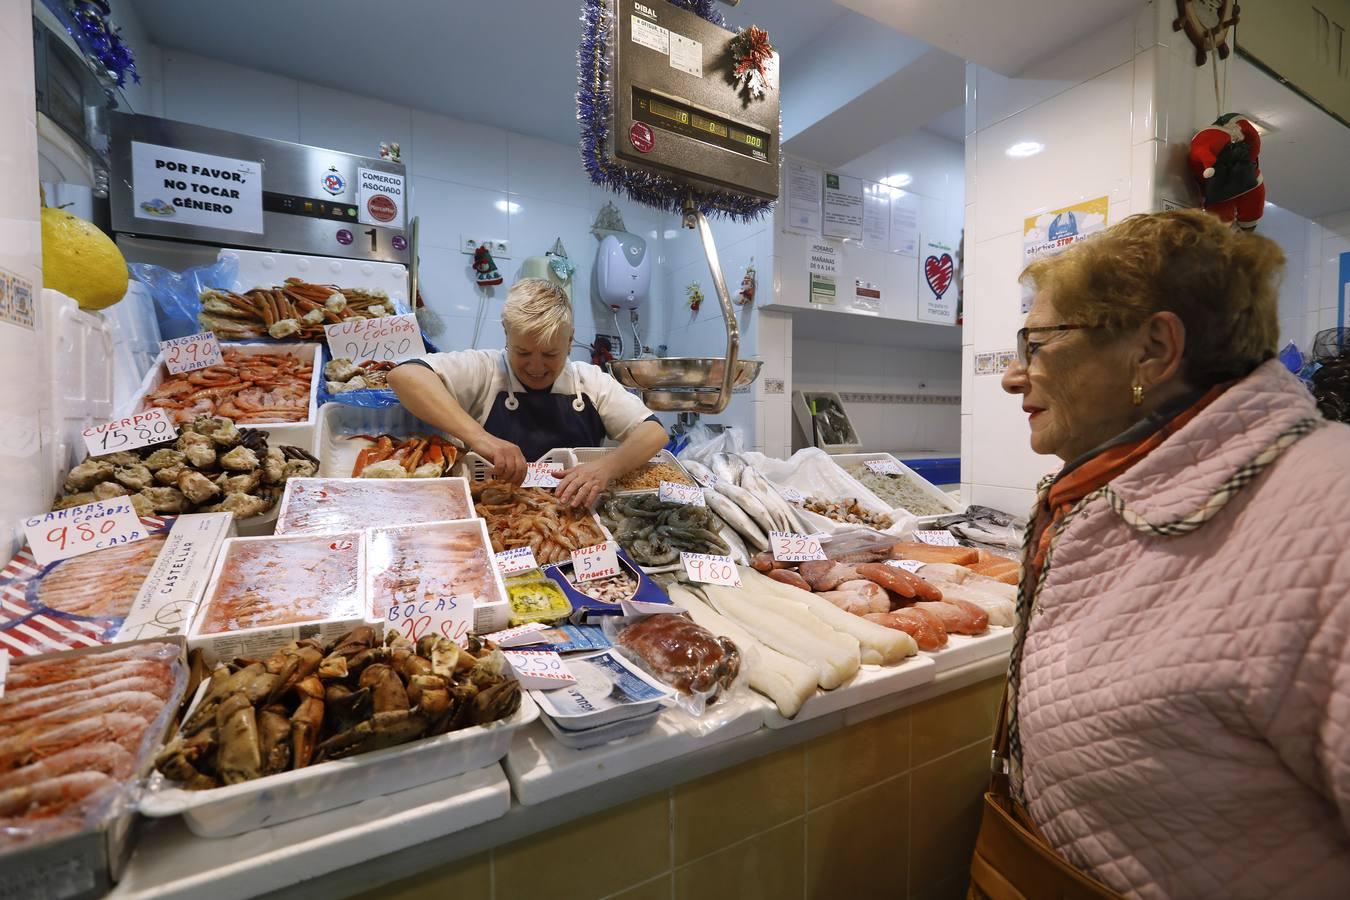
[41,207,129,310]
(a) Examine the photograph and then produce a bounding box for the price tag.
[82,409,178,457]
[522,462,562,489]
[887,559,926,574]
[691,469,718,489]
[495,547,539,576]
[659,481,705,506]
[383,587,475,647]
[778,485,805,505]
[864,457,904,476]
[769,531,826,563]
[324,313,426,363]
[503,649,577,690]
[915,530,960,547]
[22,498,149,567]
[571,540,620,582]
[681,552,741,587]
[485,622,550,648]
[159,331,222,374]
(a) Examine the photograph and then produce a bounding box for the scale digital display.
[632,87,770,162]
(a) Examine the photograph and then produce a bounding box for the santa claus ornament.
[1188,113,1264,230]
[472,244,503,286]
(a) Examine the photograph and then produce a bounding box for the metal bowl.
[608,357,763,391]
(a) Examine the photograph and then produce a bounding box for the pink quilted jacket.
[1018,360,1350,899]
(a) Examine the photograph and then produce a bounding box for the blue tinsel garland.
[42,0,139,88]
[577,0,775,223]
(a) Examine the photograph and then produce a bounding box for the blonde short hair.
[501,278,573,343]
[1021,209,1283,386]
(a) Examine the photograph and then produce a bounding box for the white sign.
[668,31,703,77]
[131,141,263,234]
[522,462,563,489]
[785,162,823,234]
[769,531,826,563]
[356,167,405,228]
[889,191,920,256]
[915,530,960,547]
[83,409,178,457]
[861,182,891,251]
[864,457,904,476]
[853,281,882,315]
[485,622,550,648]
[22,498,149,567]
[887,559,926,574]
[572,540,620,582]
[918,238,958,325]
[159,331,223,374]
[504,649,577,690]
[630,15,669,53]
[659,481,705,506]
[681,552,741,587]
[822,172,864,240]
[495,547,540,576]
[384,590,475,646]
[691,468,718,489]
[325,313,425,363]
[808,242,837,277]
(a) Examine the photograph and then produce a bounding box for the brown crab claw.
[216,693,262,785]
[329,626,377,661]
[314,709,430,761]
[422,636,460,678]
[155,725,221,789]
[326,685,372,731]
[183,662,274,735]
[257,704,293,775]
[469,679,522,726]
[291,700,325,769]
[359,663,411,714]
[393,645,433,681]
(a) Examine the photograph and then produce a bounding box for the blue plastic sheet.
[128,257,238,341]
[316,336,442,409]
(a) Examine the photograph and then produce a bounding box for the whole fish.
[681,458,718,489]
[711,453,746,485]
[715,480,776,535]
[741,467,803,533]
[704,489,769,551]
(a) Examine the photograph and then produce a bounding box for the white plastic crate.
[827,451,964,524]
[313,401,456,479]
[457,448,578,482]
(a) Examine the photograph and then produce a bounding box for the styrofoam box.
[827,451,966,524]
[220,248,409,312]
[123,342,323,453]
[792,390,863,453]
[572,447,698,494]
[274,476,474,536]
[314,402,456,479]
[187,532,367,667]
[140,684,538,837]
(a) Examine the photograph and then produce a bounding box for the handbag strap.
[989,680,1011,796]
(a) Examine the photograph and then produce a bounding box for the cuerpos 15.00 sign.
[131,142,264,234]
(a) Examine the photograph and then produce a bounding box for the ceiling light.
[882,173,912,189]
[495,199,520,214]
[1006,141,1044,158]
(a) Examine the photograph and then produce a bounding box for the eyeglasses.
[1015,324,1099,368]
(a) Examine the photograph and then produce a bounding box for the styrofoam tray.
[123,342,323,453]
[828,451,965,524]
[274,476,474,536]
[313,402,456,479]
[140,683,537,837]
[505,692,766,805]
[573,448,698,495]
[762,655,936,729]
[220,248,409,312]
[922,625,1014,674]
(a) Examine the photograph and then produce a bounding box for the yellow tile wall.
[351,675,1004,900]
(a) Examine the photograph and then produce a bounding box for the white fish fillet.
[743,569,918,664]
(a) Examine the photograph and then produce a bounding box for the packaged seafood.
[143,627,537,836]
[830,453,964,522]
[188,533,366,665]
[506,578,574,626]
[197,278,399,342]
[530,649,674,730]
[542,549,672,621]
[470,479,607,566]
[614,613,741,701]
[0,640,187,898]
[0,514,232,657]
[276,477,473,535]
[563,567,638,605]
[596,492,730,568]
[366,519,508,630]
[572,448,696,493]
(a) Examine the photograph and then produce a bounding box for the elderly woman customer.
[970,209,1350,899]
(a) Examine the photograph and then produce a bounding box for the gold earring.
[1132,383,1144,406]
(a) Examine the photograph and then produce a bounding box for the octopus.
[141,349,314,425]
[470,480,607,566]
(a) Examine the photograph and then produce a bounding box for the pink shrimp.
[0,743,135,791]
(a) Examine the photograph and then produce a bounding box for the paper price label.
[522,462,562,489]
[324,313,426,364]
[681,552,741,587]
[22,498,149,567]
[778,485,805,505]
[160,331,223,374]
[384,591,475,646]
[915,530,960,547]
[485,622,550,648]
[864,457,904,475]
[572,540,620,582]
[504,649,577,690]
[495,547,539,576]
[659,481,705,506]
[887,559,926,574]
[83,409,178,457]
[769,531,826,563]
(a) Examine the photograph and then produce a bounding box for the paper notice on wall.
[785,162,823,234]
[889,191,920,256]
[356,168,405,228]
[918,238,957,325]
[822,172,864,240]
[809,274,836,306]
[853,281,882,315]
[808,241,837,277]
[861,183,891,251]
[630,15,668,53]
[1021,196,1108,312]
[131,141,263,234]
[668,31,703,77]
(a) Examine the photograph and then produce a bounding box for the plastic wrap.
[276,477,473,535]
[602,610,747,721]
[129,257,240,341]
[742,449,918,538]
[366,519,505,619]
[676,424,745,465]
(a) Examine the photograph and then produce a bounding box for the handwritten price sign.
[82,409,178,456]
[659,481,705,506]
[384,592,475,646]
[159,331,222,375]
[769,530,826,563]
[22,498,148,566]
[887,559,926,574]
[503,649,576,690]
[864,457,904,476]
[522,462,562,489]
[571,540,619,582]
[914,530,959,547]
[325,313,425,363]
[485,622,550,648]
[681,552,741,587]
[495,546,539,576]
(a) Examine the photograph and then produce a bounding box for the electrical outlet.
[459,236,511,258]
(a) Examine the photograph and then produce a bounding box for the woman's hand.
[555,459,614,509]
[474,435,528,485]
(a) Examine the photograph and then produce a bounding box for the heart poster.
[918,238,957,324]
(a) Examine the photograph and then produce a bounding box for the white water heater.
[595,232,651,308]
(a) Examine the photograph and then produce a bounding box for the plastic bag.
[677,424,746,465]
[128,256,239,340]
[742,448,917,538]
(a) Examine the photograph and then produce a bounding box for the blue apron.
[482,360,607,462]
